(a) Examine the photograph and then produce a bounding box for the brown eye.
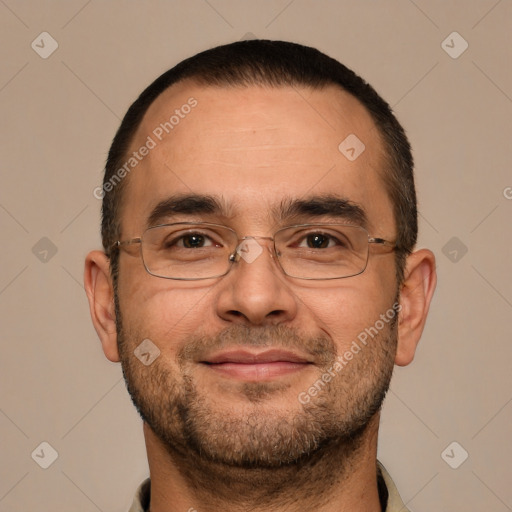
[306,234,330,249]
[182,234,207,248]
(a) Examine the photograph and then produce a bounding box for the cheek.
[118,273,212,350]
[298,272,397,351]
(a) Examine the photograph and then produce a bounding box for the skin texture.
[85,82,437,512]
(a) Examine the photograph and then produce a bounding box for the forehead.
[120,81,393,235]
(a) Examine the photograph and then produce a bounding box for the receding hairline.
[119,78,390,207]
[128,78,375,150]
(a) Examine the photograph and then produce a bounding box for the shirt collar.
[377,461,410,511]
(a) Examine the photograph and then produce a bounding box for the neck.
[143,414,383,512]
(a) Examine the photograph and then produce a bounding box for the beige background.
[1,1,511,510]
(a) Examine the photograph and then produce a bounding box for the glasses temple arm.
[368,237,397,249]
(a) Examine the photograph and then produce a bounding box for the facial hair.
[115,293,398,504]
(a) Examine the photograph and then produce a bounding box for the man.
[84,40,436,512]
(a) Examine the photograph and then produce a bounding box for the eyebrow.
[273,195,368,228]
[146,194,234,228]
[146,193,368,229]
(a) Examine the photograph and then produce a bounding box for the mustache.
[178,324,336,368]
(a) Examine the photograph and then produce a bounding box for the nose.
[214,237,299,326]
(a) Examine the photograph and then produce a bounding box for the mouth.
[200,349,314,381]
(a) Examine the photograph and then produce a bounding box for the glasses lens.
[138,223,370,280]
[141,223,235,279]
[275,224,369,279]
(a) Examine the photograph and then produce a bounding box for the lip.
[201,349,313,381]
[202,349,312,365]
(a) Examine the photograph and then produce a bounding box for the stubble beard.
[115,293,398,502]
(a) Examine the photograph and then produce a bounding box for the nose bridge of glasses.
[239,235,274,241]
[230,235,277,265]
[239,235,275,247]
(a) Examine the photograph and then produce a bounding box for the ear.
[84,250,120,362]
[395,249,437,366]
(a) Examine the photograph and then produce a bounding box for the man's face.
[114,82,399,467]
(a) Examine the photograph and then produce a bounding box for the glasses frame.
[111,221,397,281]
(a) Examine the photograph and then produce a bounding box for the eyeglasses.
[112,222,396,281]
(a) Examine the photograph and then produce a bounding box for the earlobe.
[84,250,120,362]
[395,249,437,366]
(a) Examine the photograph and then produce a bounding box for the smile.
[201,349,313,380]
